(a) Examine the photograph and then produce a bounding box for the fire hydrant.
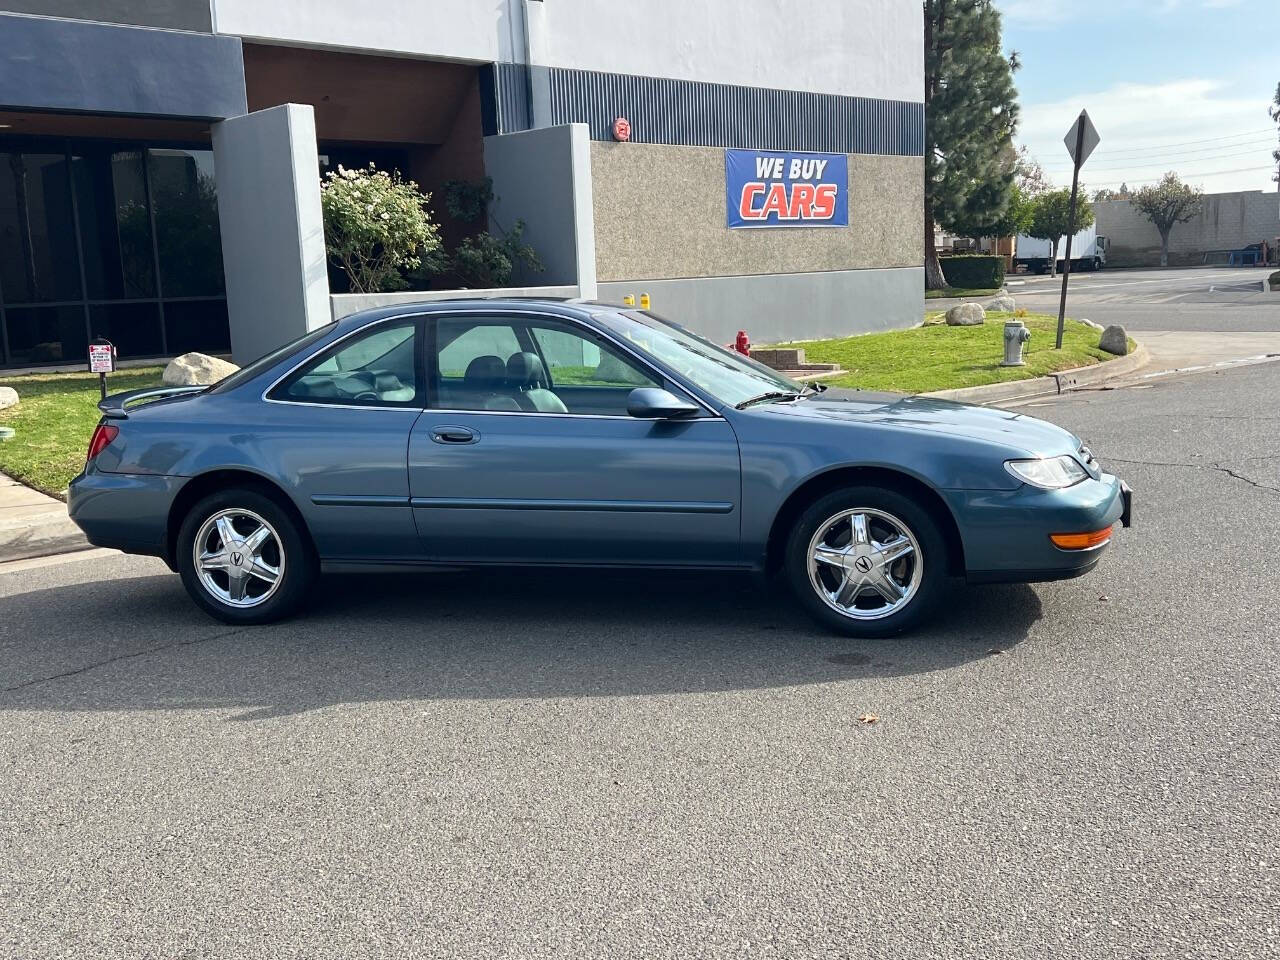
[1002,321,1031,366]
[730,330,751,356]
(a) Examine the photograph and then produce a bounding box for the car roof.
[332,297,624,334]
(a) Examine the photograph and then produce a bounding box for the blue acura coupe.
[69,299,1131,636]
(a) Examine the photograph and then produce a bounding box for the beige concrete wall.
[590,142,923,282]
[1095,190,1280,267]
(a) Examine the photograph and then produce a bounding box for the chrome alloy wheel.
[192,508,285,609]
[806,508,923,621]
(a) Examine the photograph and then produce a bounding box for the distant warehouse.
[1094,190,1280,268]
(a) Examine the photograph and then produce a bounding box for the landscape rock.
[162,352,239,387]
[985,294,1016,312]
[945,303,986,327]
[0,387,17,411]
[1099,325,1129,356]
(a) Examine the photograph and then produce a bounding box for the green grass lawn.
[782,312,1132,395]
[924,287,1001,300]
[0,367,164,498]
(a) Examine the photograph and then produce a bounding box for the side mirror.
[626,387,700,420]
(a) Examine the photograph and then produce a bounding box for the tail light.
[86,422,118,462]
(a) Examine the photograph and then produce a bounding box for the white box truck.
[1015,226,1108,274]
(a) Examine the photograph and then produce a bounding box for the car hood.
[749,388,1080,457]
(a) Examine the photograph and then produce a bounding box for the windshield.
[207,322,336,394]
[600,310,804,408]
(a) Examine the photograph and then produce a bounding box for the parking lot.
[3,280,1279,956]
[1011,265,1280,333]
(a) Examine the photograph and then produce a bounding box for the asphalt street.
[1010,265,1280,333]
[3,348,1280,956]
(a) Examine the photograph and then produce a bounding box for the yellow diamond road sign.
[1064,110,1100,167]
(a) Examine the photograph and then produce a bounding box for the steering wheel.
[353,391,380,403]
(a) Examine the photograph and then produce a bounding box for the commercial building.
[1094,189,1280,268]
[0,1,925,369]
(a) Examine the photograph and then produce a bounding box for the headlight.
[1005,455,1088,489]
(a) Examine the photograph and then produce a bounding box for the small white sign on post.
[89,342,115,374]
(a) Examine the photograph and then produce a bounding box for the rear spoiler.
[98,385,205,419]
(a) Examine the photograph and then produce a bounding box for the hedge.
[940,255,1005,290]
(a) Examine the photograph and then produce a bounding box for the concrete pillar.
[211,103,330,365]
[521,0,554,128]
[483,123,597,298]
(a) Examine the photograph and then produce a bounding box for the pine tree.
[924,0,1020,289]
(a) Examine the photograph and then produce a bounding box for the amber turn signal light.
[1050,526,1113,550]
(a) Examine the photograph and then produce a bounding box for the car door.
[408,311,743,566]
[263,316,423,561]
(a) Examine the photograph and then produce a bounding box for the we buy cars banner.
[725,149,849,229]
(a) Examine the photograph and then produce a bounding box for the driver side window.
[272,321,420,407]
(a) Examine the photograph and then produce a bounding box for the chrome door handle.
[430,426,479,444]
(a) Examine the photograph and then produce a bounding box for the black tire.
[784,486,949,638]
[176,487,316,625]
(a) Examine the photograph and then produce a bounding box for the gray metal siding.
[0,12,245,119]
[485,63,924,156]
[0,1,212,32]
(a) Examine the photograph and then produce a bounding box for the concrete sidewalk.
[1125,329,1280,376]
[0,473,87,563]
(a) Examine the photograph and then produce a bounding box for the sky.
[996,0,1278,195]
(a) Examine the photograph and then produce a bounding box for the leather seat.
[462,355,520,410]
[506,352,568,413]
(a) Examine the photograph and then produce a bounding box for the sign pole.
[1056,115,1087,350]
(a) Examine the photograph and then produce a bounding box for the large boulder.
[1099,325,1129,356]
[162,352,239,386]
[945,303,986,327]
[0,386,17,411]
[985,294,1016,312]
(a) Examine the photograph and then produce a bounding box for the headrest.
[463,355,506,388]
[506,351,547,388]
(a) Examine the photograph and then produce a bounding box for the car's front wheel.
[785,487,948,637]
[176,488,316,624]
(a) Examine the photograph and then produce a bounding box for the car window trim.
[423,308,720,418]
[263,314,426,411]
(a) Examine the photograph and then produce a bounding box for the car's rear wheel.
[785,486,948,637]
[177,488,315,624]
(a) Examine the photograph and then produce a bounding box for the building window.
[0,139,230,368]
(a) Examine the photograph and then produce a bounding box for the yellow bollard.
[622,294,635,306]
[639,293,651,309]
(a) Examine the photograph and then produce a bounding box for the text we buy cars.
[726,149,849,229]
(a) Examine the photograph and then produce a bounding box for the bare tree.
[1131,172,1203,268]
[1271,82,1280,186]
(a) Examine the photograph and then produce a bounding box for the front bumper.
[944,472,1130,585]
[67,468,183,559]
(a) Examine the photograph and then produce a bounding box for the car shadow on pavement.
[0,569,1043,719]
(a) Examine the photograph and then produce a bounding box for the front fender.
[736,418,1024,559]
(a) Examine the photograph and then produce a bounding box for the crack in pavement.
[1099,454,1280,496]
[0,627,247,694]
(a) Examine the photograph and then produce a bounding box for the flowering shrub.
[320,165,440,293]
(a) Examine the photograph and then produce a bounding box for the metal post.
[1056,114,1087,350]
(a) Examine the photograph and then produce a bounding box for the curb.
[0,511,88,564]
[0,471,88,564]
[924,343,1150,406]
